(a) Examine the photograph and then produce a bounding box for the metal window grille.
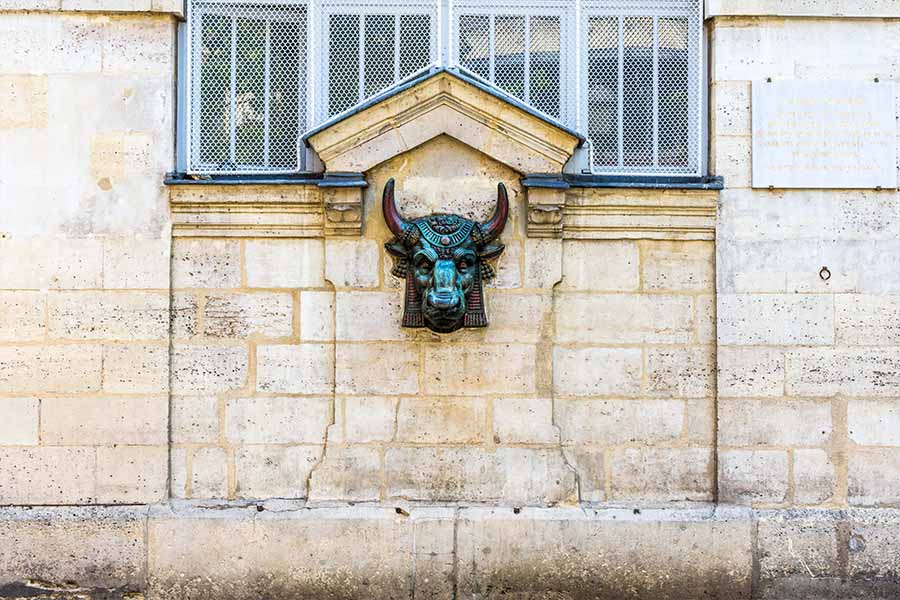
[185,0,703,176]
[582,0,702,175]
[451,0,576,125]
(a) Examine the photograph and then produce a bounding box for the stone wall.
[711,15,900,509]
[0,8,175,504]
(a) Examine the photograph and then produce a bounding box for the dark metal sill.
[522,174,725,191]
[164,172,368,188]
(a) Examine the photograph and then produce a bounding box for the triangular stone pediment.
[304,68,583,175]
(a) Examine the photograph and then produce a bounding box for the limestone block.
[225,397,330,444]
[148,507,421,599]
[710,23,794,81]
[172,239,241,289]
[712,136,751,189]
[256,344,334,395]
[609,448,713,502]
[786,348,900,397]
[0,344,101,394]
[757,513,840,581]
[696,294,717,344]
[646,346,716,398]
[491,239,522,289]
[395,397,486,444]
[561,447,606,502]
[170,448,188,499]
[423,344,536,396]
[0,447,96,504]
[46,291,168,340]
[95,445,168,504]
[89,131,155,180]
[836,294,900,345]
[0,0,59,9]
[336,343,418,395]
[712,81,751,137]
[0,15,103,74]
[849,449,900,506]
[555,399,684,445]
[300,291,335,341]
[0,74,47,129]
[335,291,406,341]
[794,449,836,505]
[708,0,900,18]
[0,397,39,445]
[552,347,642,397]
[718,400,832,447]
[171,292,200,339]
[492,397,558,445]
[686,398,715,445]
[0,237,103,289]
[339,396,397,443]
[101,16,173,77]
[456,507,752,599]
[560,240,640,292]
[203,292,294,339]
[482,293,552,344]
[847,510,900,579]
[385,447,576,505]
[41,395,166,445]
[718,294,835,346]
[849,399,900,446]
[308,446,382,502]
[718,346,785,397]
[325,239,380,288]
[191,447,229,499]
[556,294,695,344]
[0,291,45,341]
[523,239,562,289]
[245,239,325,289]
[103,237,170,289]
[640,241,715,293]
[719,450,789,505]
[0,507,146,592]
[102,343,168,393]
[170,396,218,444]
[235,445,321,499]
[63,0,151,10]
[170,345,248,395]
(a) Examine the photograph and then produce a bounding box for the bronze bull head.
[383,178,508,333]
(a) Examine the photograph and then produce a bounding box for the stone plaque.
[752,81,897,189]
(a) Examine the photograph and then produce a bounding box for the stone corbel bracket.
[522,176,568,239]
[320,172,366,237]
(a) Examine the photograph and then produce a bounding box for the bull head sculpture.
[383,178,509,333]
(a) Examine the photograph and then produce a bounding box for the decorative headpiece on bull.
[383,178,509,333]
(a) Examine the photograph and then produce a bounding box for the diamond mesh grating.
[583,0,701,175]
[186,0,703,176]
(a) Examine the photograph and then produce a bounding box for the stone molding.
[0,0,184,17]
[305,70,582,175]
[705,0,900,18]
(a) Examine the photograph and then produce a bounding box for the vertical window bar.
[358,15,365,104]
[523,15,531,105]
[263,19,271,168]
[617,15,623,169]
[230,16,237,166]
[488,14,495,83]
[651,15,658,168]
[394,14,401,83]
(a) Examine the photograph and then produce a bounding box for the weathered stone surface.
[385,447,576,505]
[246,239,325,289]
[325,239,380,288]
[718,294,835,346]
[0,344,102,394]
[720,450,790,505]
[395,397,486,444]
[794,449,836,505]
[553,346,642,397]
[225,397,330,444]
[41,395,167,445]
[172,239,241,289]
[609,448,713,502]
[0,397,39,445]
[336,343,418,395]
[718,346,785,398]
[848,399,900,446]
[560,240,640,291]
[785,348,900,397]
[234,445,322,500]
[191,447,229,499]
[203,292,294,339]
[492,397,558,445]
[171,345,248,395]
[555,399,684,445]
[423,344,536,396]
[718,399,832,447]
[256,344,333,395]
[640,241,715,293]
[848,450,900,506]
[95,445,168,504]
[556,294,695,344]
[645,346,716,398]
[0,447,96,504]
[0,291,45,341]
[170,396,218,444]
[308,446,382,502]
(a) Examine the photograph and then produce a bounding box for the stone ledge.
[0,0,184,17]
[705,0,900,18]
[2,504,899,599]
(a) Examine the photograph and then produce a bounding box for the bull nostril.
[427,293,460,310]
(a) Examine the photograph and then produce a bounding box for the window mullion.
[652,15,659,168]
[230,16,237,167]
[617,15,624,169]
[264,19,271,168]
[523,15,531,105]
[488,14,495,83]
[358,15,365,104]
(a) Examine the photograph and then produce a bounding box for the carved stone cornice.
[305,69,582,175]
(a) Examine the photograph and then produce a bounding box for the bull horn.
[479,182,509,242]
[382,178,408,237]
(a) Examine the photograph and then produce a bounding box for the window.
[183,0,703,176]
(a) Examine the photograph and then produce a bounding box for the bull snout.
[426,291,461,310]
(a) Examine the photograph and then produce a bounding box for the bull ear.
[479,182,509,243]
[479,243,505,260]
[382,178,408,237]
